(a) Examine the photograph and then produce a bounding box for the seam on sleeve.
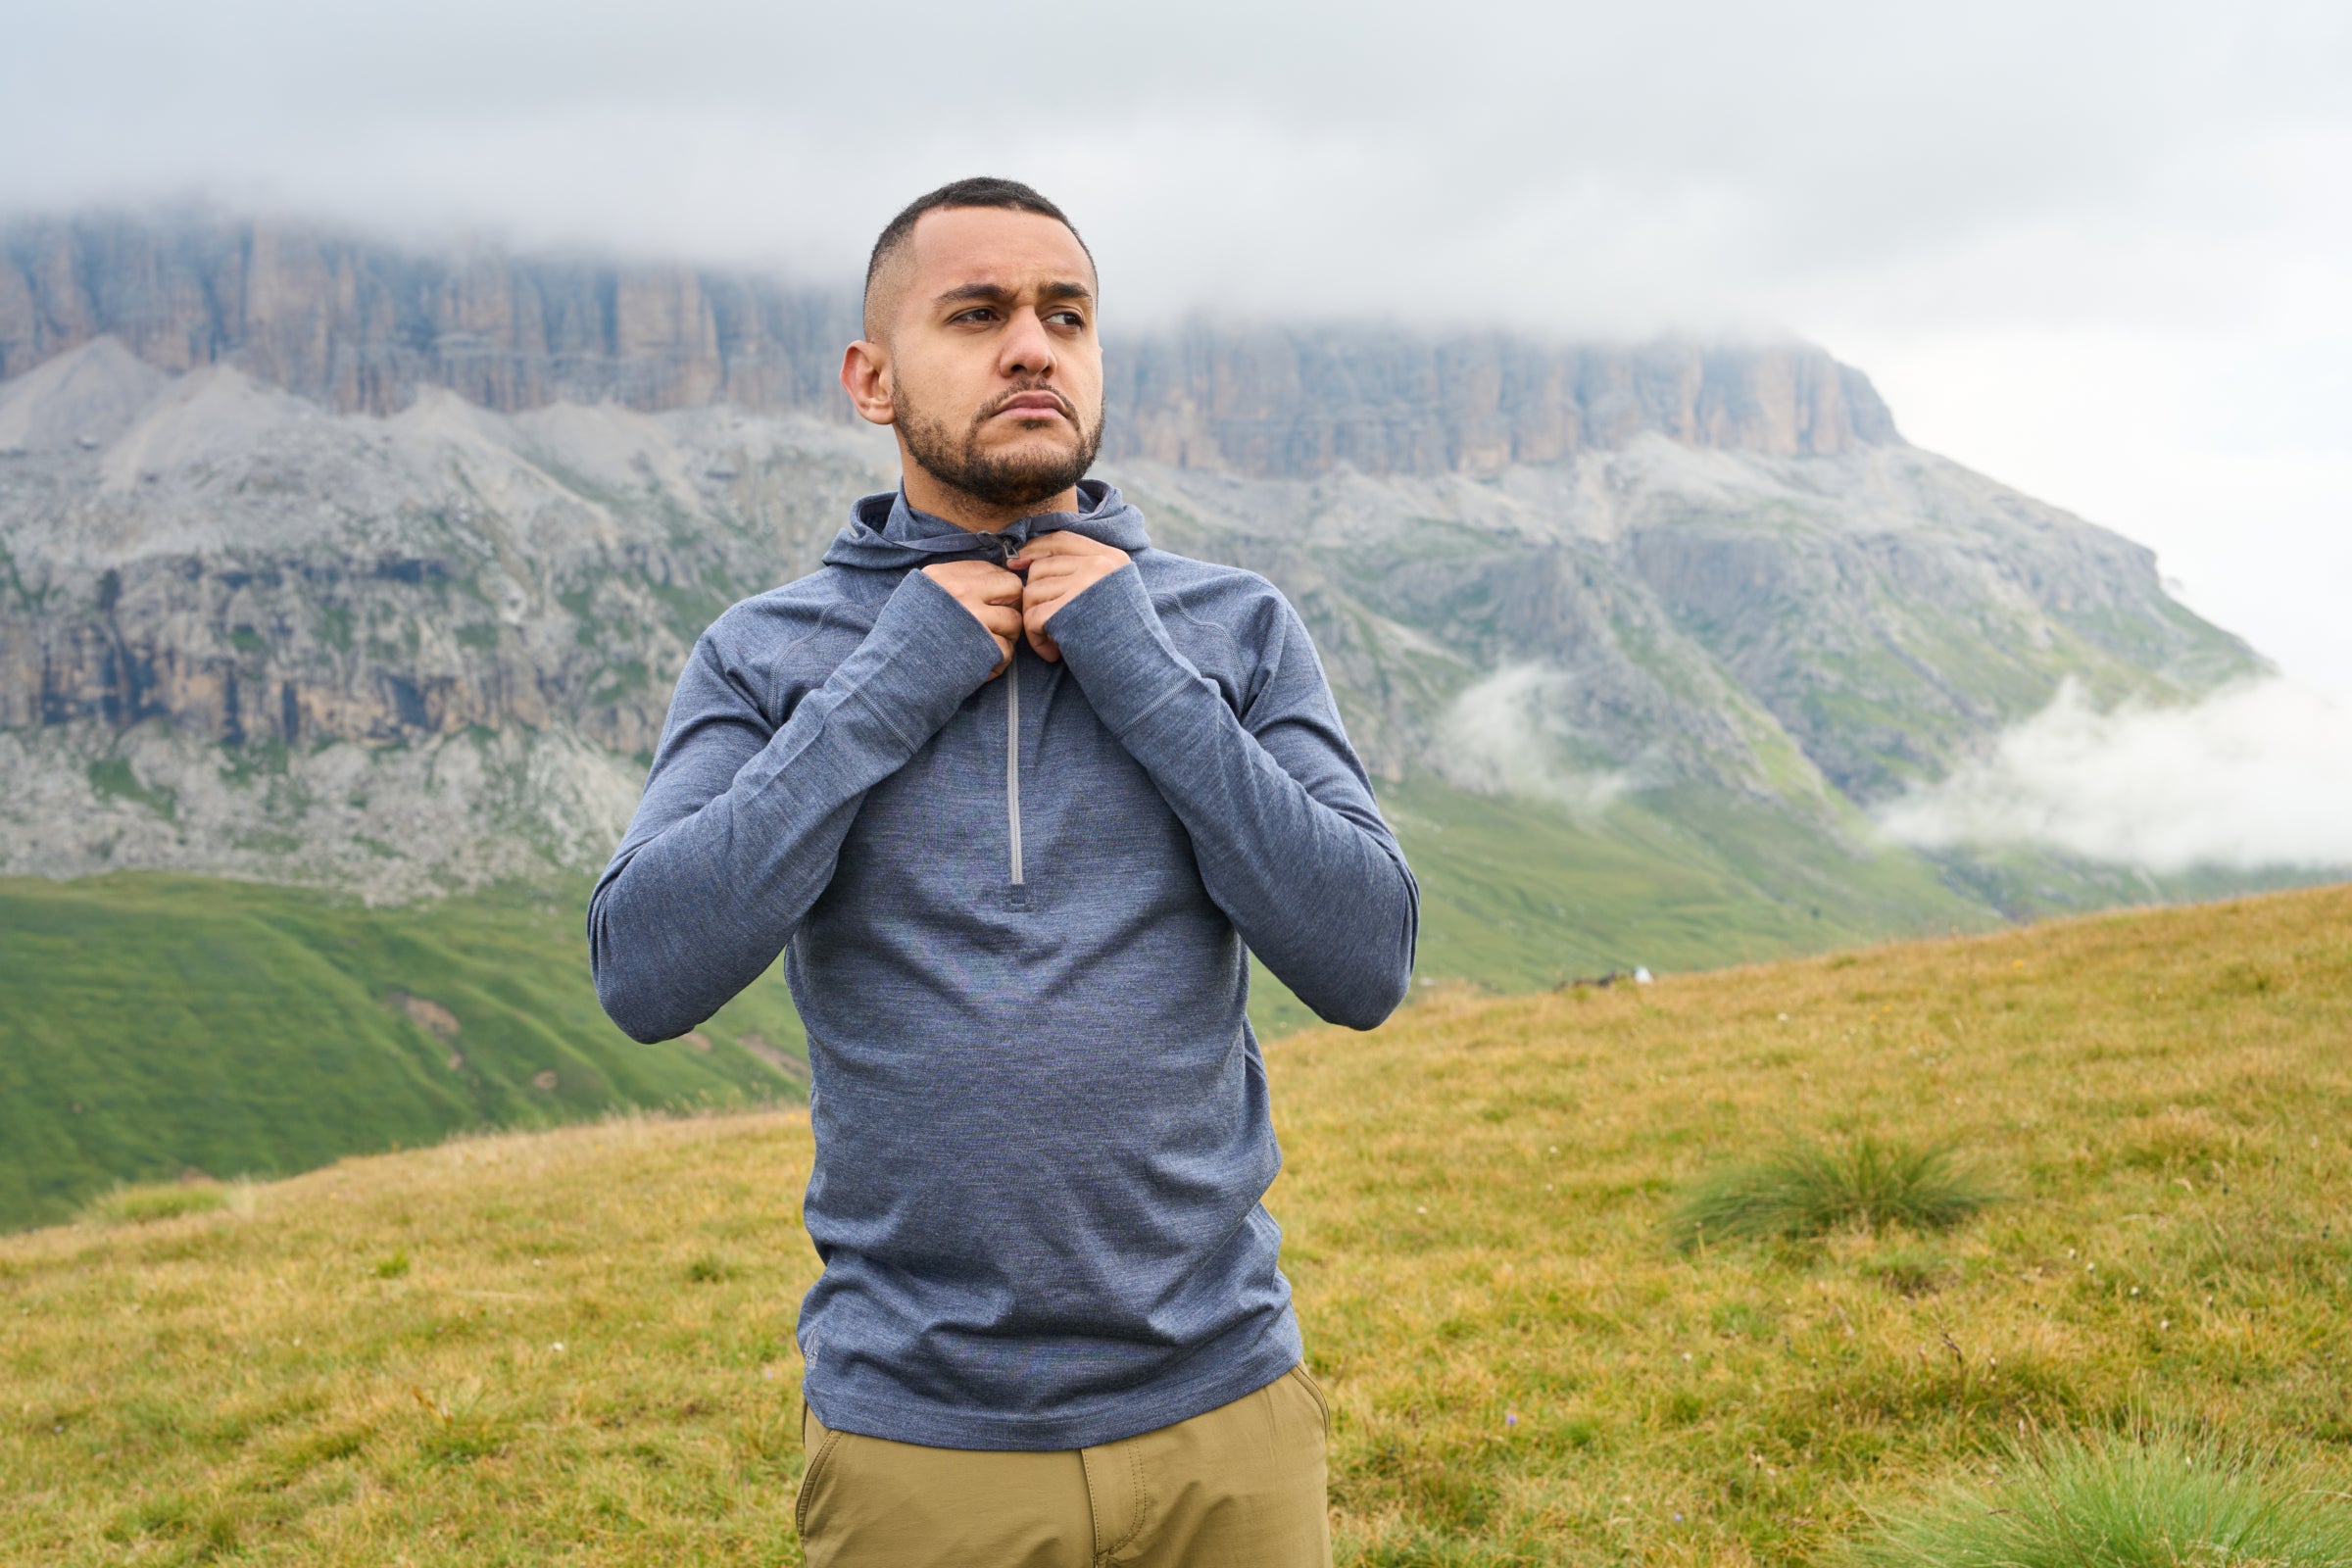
[1115,670,1203,734]
[1165,595,1248,690]
[761,595,871,666]
[839,665,928,754]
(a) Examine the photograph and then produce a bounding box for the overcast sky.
[6,0,2348,697]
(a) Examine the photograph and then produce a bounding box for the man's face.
[879,207,1103,511]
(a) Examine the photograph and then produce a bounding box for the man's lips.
[990,392,1071,421]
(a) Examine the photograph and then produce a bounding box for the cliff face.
[0,338,896,895]
[1105,327,1896,475]
[0,213,862,420]
[1,213,1896,479]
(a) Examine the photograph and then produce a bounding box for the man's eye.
[951,308,999,324]
[1048,311,1087,328]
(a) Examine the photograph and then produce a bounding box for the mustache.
[974,383,1077,423]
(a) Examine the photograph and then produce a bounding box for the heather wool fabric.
[590,480,1418,1450]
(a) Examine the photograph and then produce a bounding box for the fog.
[1437,665,1631,822]
[3,0,2349,846]
[1439,666,2352,878]
[1878,680,2352,872]
[10,3,2342,340]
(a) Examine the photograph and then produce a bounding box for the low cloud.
[1878,679,2352,872]
[1438,662,1631,819]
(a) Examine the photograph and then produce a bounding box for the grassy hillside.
[1253,775,2331,1039]
[8,769,2334,1229]
[0,775,1969,1224]
[1383,779,1988,989]
[0,876,808,1233]
[4,885,2346,1564]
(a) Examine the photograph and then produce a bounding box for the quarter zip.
[990,531,1027,891]
[1004,655,1024,886]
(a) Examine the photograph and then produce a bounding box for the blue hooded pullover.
[590,479,1418,1449]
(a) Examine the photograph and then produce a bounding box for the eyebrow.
[933,280,1095,310]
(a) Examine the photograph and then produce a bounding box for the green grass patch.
[1376,774,1999,1001]
[1838,1426,2352,1568]
[82,1181,231,1226]
[0,874,812,1233]
[1673,1136,1999,1247]
[86,757,176,818]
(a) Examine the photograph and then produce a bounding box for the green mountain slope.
[1252,773,2335,1036]
[16,755,2337,1232]
[1389,779,1985,983]
[0,876,806,1232]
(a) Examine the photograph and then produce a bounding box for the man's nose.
[997,307,1056,378]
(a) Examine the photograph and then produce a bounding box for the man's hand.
[921,560,1025,679]
[1008,532,1131,662]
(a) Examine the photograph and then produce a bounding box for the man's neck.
[900,466,1079,535]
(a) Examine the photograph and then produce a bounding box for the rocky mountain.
[0,356,2257,925]
[5,213,1893,477]
[0,213,858,420]
[0,340,885,896]
[0,210,2279,961]
[1104,328,1895,476]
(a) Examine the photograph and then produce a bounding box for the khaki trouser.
[795,1364,1334,1567]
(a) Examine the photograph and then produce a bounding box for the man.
[590,176,1418,1565]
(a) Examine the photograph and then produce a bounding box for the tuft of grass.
[1838,1426,2352,1568]
[1672,1135,1998,1247]
[83,1181,229,1226]
[85,757,178,819]
[374,1249,411,1279]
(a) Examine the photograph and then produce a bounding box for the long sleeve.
[589,570,1003,1042]
[1046,564,1419,1029]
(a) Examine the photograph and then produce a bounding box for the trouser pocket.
[1287,1362,1333,1442]
[795,1406,846,1538]
[790,1410,1100,1566]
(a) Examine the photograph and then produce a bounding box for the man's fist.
[921,560,1025,679]
[1007,532,1131,662]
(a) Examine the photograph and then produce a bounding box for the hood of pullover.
[821,478,1153,572]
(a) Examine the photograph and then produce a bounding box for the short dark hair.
[862,176,1092,335]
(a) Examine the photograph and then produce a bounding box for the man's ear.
[840,340,896,426]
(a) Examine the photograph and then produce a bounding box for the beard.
[894,376,1104,511]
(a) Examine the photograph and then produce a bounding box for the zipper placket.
[1005,653,1023,886]
[992,532,1025,889]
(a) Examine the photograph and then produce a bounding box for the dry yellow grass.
[1280,886,2352,1562]
[5,886,2350,1565]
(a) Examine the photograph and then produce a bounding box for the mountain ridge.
[3,211,1897,479]
[0,327,2260,926]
